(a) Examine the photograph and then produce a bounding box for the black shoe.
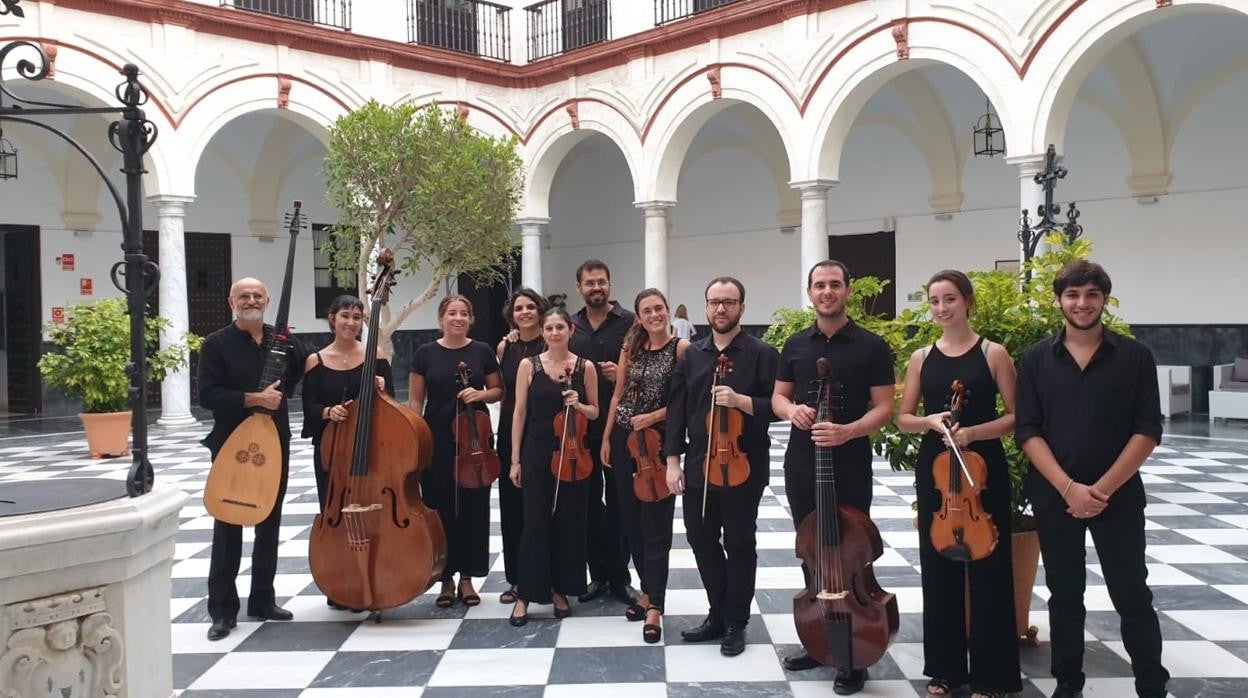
[1050,685,1083,698]
[833,668,867,695]
[680,615,726,643]
[578,580,609,603]
[608,583,640,605]
[247,604,293,621]
[782,651,821,671]
[719,624,746,656]
[509,604,529,627]
[553,595,573,619]
[206,619,232,641]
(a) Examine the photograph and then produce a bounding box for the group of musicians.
[197,257,1168,698]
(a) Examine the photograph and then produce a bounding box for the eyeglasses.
[580,279,609,289]
[706,299,740,310]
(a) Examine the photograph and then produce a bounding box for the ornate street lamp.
[973,98,1004,158]
[1018,144,1084,281]
[0,128,16,179]
[1,0,160,496]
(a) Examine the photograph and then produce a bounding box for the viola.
[701,354,749,515]
[793,357,898,670]
[551,365,592,484]
[626,381,670,502]
[453,361,501,489]
[930,379,998,561]
[309,249,446,616]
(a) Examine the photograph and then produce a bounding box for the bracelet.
[1062,478,1075,497]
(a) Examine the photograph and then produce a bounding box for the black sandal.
[435,588,455,608]
[625,603,645,622]
[926,679,953,696]
[642,605,662,644]
[971,692,1002,698]
[553,594,572,619]
[457,586,481,607]
[499,587,517,605]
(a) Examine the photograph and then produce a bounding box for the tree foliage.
[322,100,524,340]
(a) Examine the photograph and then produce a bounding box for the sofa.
[1157,366,1192,419]
[1209,359,1248,422]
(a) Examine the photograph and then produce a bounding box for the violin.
[793,358,898,669]
[551,365,592,484]
[930,379,998,561]
[626,380,670,502]
[701,354,749,515]
[453,361,500,489]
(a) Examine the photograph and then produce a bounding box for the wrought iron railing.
[221,0,352,31]
[654,0,738,26]
[408,0,511,62]
[526,0,612,62]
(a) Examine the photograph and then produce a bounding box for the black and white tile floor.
[3,418,1248,697]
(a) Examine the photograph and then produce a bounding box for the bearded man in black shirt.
[198,277,304,641]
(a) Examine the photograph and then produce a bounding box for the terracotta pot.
[79,411,132,459]
[1012,528,1041,646]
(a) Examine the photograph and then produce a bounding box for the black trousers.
[497,430,524,586]
[610,429,676,609]
[1037,503,1169,697]
[422,446,492,583]
[208,441,289,622]
[518,432,589,603]
[684,479,765,626]
[585,422,631,588]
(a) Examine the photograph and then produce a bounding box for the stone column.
[1006,153,1047,267]
[791,180,836,307]
[635,201,675,295]
[150,195,197,428]
[516,217,548,293]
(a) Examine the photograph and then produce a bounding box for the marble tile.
[189,651,336,690]
[666,682,792,697]
[1176,528,1248,546]
[173,654,224,690]
[308,650,441,687]
[1147,545,1244,564]
[792,680,920,696]
[449,617,562,649]
[555,614,651,648]
[338,619,462,652]
[1166,610,1248,641]
[235,621,359,652]
[547,646,666,683]
[172,621,264,654]
[664,644,786,682]
[544,683,666,698]
[299,689,418,697]
[1105,639,1248,677]
[426,648,554,686]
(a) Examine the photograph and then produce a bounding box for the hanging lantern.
[0,130,16,180]
[973,98,1004,158]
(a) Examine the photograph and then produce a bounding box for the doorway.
[458,250,521,347]
[827,230,896,319]
[1,225,42,414]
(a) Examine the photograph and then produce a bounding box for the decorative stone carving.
[41,42,56,79]
[0,588,124,698]
[706,65,722,99]
[891,18,910,60]
[457,103,470,120]
[565,101,580,129]
[277,76,292,109]
[1156,0,1172,6]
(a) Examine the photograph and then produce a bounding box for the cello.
[550,365,592,514]
[626,380,671,503]
[309,250,447,615]
[930,379,998,561]
[793,358,898,670]
[701,354,749,516]
[453,361,501,489]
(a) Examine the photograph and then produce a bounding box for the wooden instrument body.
[551,408,592,482]
[628,427,671,502]
[929,380,998,562]
[453,407,501,489]
[310,389,446,610]
[205,413,284,525]
[793,504,899,669]
[705,356,749,488]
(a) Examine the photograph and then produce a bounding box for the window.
[312,224,358,315]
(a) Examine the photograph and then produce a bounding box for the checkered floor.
[3,420,1248,697]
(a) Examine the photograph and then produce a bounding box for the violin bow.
[552,366,573,516]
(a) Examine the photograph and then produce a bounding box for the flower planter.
[1012,528,1041,646]
[79,410,132,459]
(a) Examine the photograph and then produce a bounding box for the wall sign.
[80,278,93,296]
[51,306,65,324]
[56,253,75,271]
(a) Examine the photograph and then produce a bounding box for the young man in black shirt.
[1015,260,1168,698]
[568,259,637,604]
[198,277,304,641]
[771,260,895,694]
[665,276,779,657]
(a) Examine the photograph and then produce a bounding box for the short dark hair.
[926,269,975,310]
[576,259,611,283]
[502,287,551,328]
[704,276,746,304]
[807,260,851,289]
[326,294,364,318]
[1053,260,1112,296]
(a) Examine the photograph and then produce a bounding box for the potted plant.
[38,297,201,458]
[764,234,1132,644]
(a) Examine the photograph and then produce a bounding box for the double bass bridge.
[343,503,383,514]
[816,589,849,601]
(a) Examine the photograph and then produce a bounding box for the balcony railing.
[526,0,612,62]
[221,0,352,31]
[654,0,738,26]
[407,0,512,62]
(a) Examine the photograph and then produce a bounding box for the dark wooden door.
[3,226,42,414]
[458,253,521,348]
[827,231,896,319]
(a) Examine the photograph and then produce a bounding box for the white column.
[635,201,675,295]
[516,217,548,293]
[791,180,836,307]
[150,195,198,428]
[1006,153,1047,268]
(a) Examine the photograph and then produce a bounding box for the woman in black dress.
[898,270,1022,698]
[495,288,549,605]
[601,289,688,642]
[409,295,503,608]
[301,295,394,609]
[508,308,599,625]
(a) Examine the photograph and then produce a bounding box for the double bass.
[625,380,671,503]
[930,379,998,561]
[550,365,592,514]
[309,250,446,615]
[453,361,501,489]
[701,354,748,516]
[793,358,898,670]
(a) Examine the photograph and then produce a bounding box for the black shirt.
[777,321,895,475]
[665,331,779,488]
[1015,328,1162,513]
[198,323,305,455]
[570,301,635,424]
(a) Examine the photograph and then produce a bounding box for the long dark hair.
[502,287,550,329]
[624,288,669,358]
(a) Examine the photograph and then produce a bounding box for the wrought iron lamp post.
[1018,144,1084,281]
[0,127,16,179]
[0,0,160,496]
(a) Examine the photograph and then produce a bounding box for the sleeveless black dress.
[498,336,544,587]
[915,340,1022,693]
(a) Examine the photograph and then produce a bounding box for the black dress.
[517,356,590,604]
[609,338,678,610]
[498,336,544,587]
[411,340,499,582]
[301,354,394,509]
[915,340,1022,693]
